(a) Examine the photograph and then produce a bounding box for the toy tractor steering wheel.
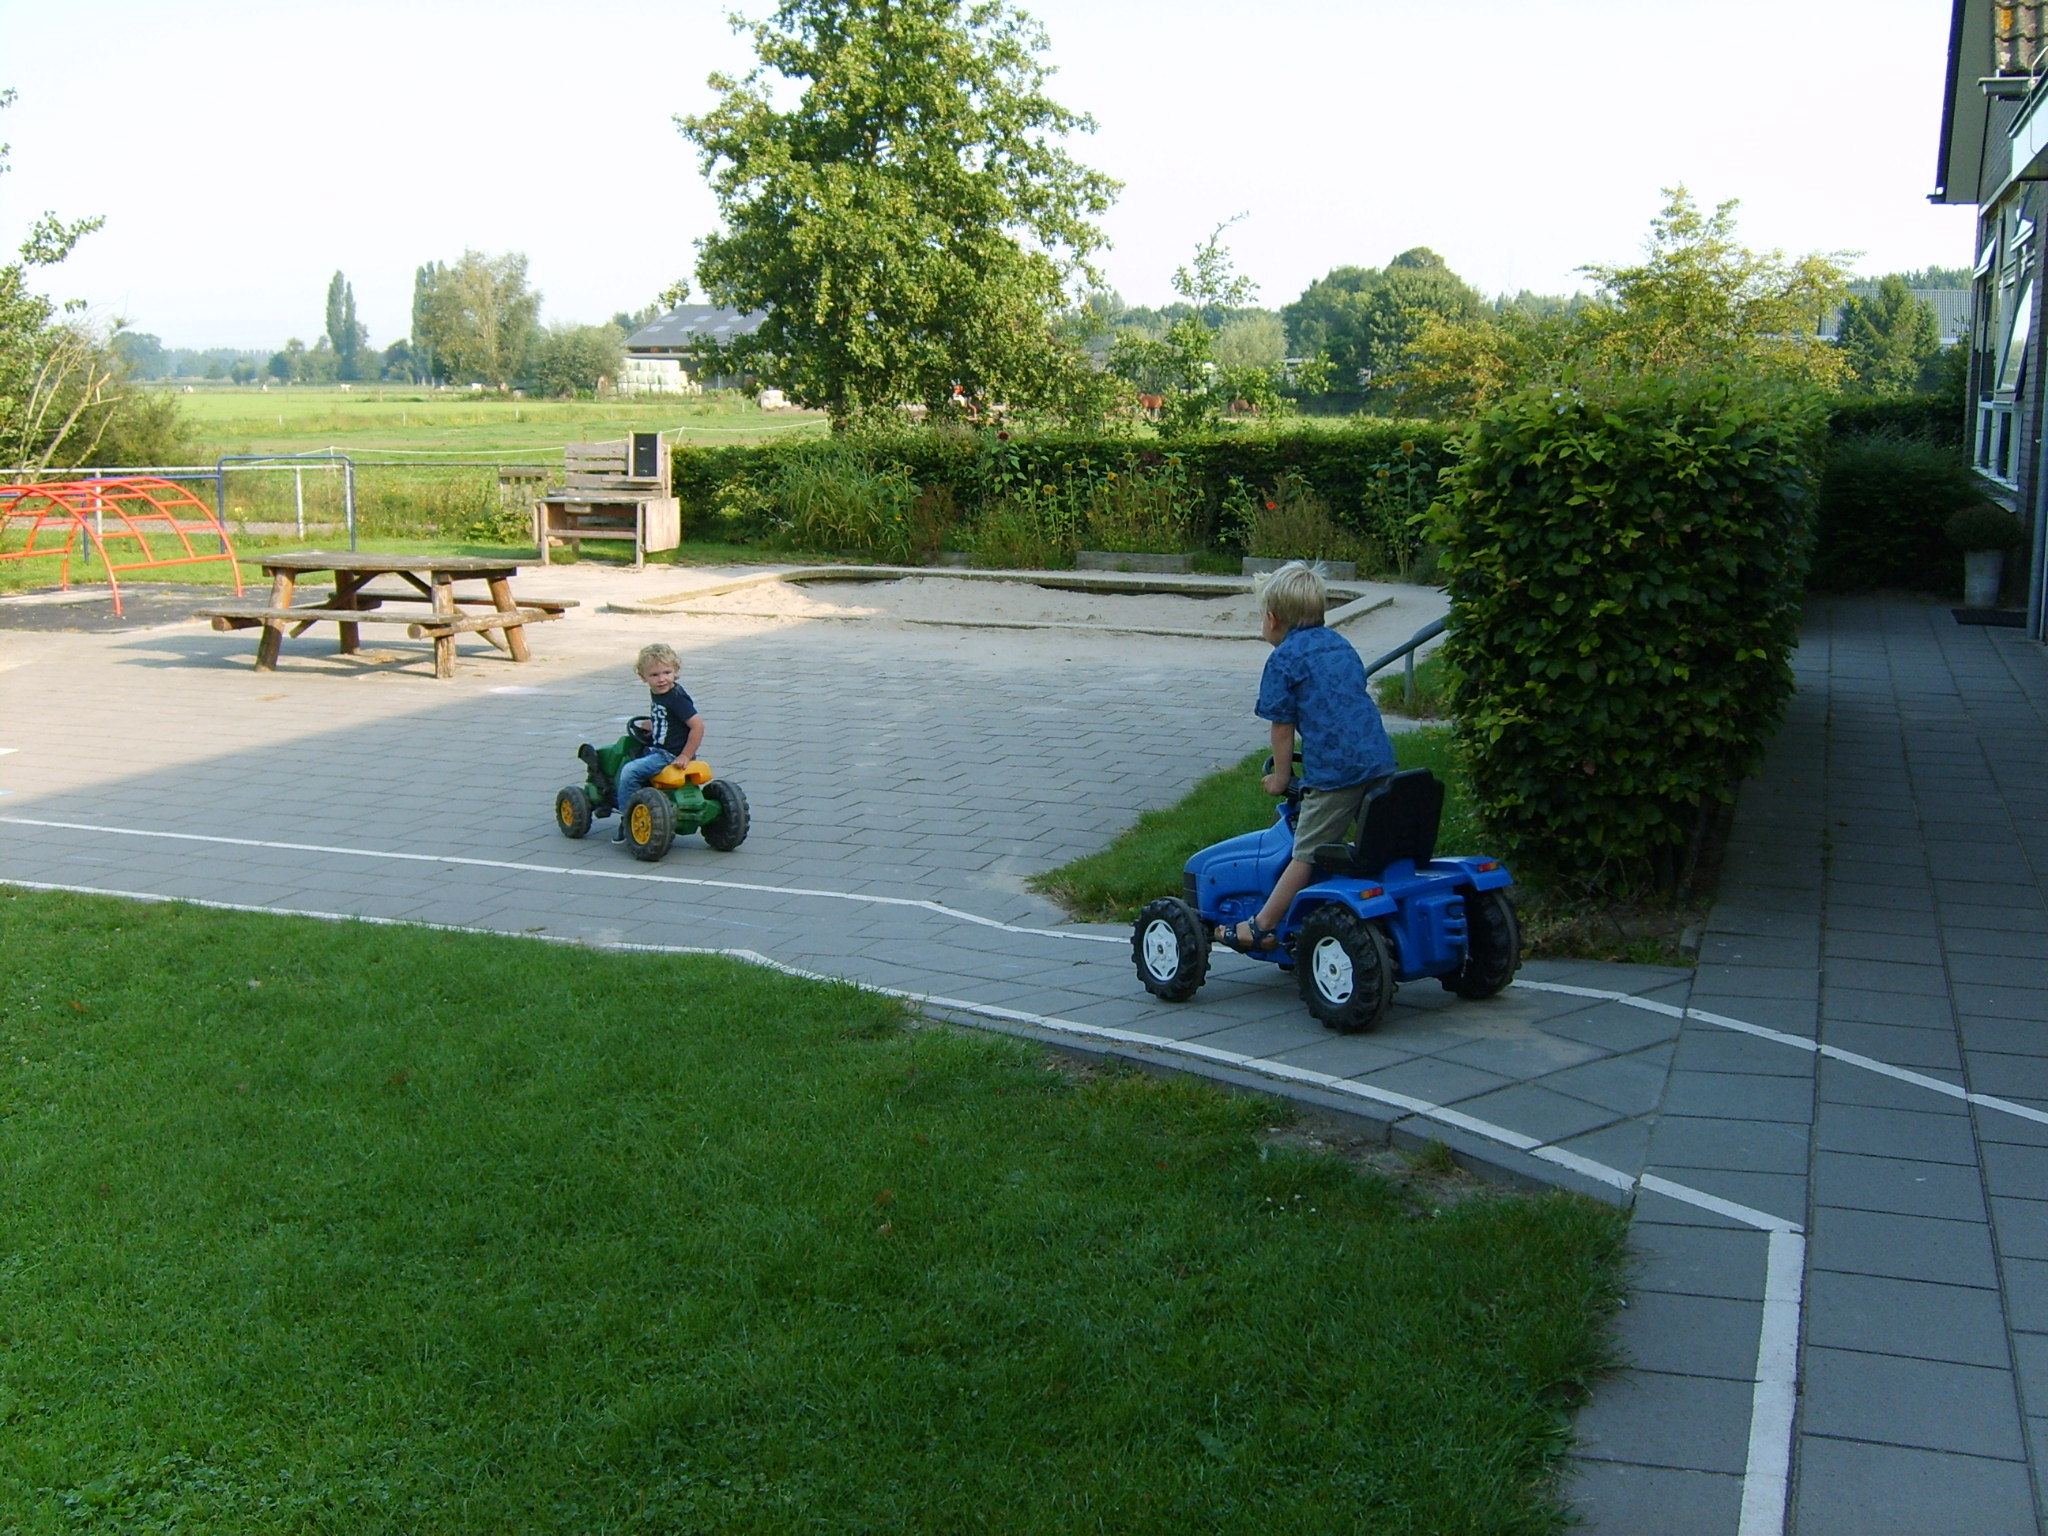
[1261,752,1307,810]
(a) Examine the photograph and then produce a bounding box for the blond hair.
[635,642,680,677]
[1259,561,1327,632]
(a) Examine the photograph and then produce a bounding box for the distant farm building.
[621,306,766,394]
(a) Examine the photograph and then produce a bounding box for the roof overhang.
[1934,0,1996,203]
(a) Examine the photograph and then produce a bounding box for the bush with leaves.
[1223,472,1373,565]
[1809,433,1981,591]
[673,422,1460,556]
[773,444,922,561]
[1439,369,1824,894]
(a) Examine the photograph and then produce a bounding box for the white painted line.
[1,874,1804,1536]
[1737,1230,1805,1536]
[1519,979,2048,1128]
[0,816,1127,946]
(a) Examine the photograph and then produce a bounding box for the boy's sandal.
[1214,919,1279,954]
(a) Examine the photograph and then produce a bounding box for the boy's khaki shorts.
[1291,776,1392,861]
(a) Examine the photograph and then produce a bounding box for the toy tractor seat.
[1310,769,1443,878]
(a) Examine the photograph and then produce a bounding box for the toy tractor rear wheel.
[1133,898,1209,1002]
[700,779,750,851]
[1296,905,1394,1033]
[624,789,675,862]
[555,785,593,839]
[1444,889,1520,999]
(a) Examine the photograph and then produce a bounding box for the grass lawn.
[171,386,828,457]
[0,888,1625,1534]
[1032,729,1481,923]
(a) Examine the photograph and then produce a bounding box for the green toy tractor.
[554,718,750,862]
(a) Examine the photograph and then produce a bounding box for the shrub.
[670,422,1463,557]
[1439,369,1824,895]
[1808,433,1981,591]
[1224,471,1375,565]
[773,446,921,561]
[1825,394,1966,450]
[958,490,1080,568]
[1075,454,1200,552]
[1945,502,2027,551]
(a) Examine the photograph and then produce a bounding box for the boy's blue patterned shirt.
[1255,624,1397,790]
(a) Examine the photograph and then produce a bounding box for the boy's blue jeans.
[615,749,675,817]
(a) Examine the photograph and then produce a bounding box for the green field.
[165,384,828,459]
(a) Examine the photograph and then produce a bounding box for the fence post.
[294,467,304,538]
[343,457,356,550]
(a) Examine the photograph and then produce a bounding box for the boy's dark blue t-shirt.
[648,683,699,754]
[1255,624,1396,790]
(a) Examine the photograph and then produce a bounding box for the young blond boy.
[1218,562,1397,951]
[613,642,706,843]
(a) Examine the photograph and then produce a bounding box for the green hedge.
[670,422,1462,550]
[1440,372,1824,894]
[1825,394,1966,451]
[1809,432,1982,592]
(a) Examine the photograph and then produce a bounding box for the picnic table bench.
[196,552,573,679]
[533,433,680,569]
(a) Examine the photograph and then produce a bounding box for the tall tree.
[1836,275,1943,397]
[1283,250,1484,395]
[411,252,541,389]
[1395,188,1852,414]
[324,271,367,381]
[676,0,1120,426]
[411,262,443,383]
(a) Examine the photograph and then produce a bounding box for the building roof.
[624,306,766,352]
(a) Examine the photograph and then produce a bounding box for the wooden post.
[487,574,531,662]
[254,568,295,670]
[431,570,458,679]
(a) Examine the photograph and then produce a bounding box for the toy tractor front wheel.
[555,785,593,839]
[1444,889,1520,999]
[623,789,675,862]
[701,779,750,851]
[1296,906,1394,1033]
[1133,898,1209,1002]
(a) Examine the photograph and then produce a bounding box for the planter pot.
[1075,549,1192,574]
[1242,556,1358,581]
[1963,548,2005,608]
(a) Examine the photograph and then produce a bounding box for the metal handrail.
[1360,617,1448,707]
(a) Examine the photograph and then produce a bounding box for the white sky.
[0,0,1977,352]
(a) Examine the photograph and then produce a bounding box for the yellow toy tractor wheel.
[624,788,676,862]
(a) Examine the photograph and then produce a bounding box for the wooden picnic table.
[196,551,572,679]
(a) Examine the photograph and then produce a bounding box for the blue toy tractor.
[1131,766,1518,1032]
[555,718,750,862]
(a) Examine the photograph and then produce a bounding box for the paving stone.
[1809,1205,2002,1287]
[1627,1221,1768,1301]
[1818,1021,1966,1072]
[1658,1066,1814,1122]
[1799,1350,2027,1460]
[1811,1150,1989,1221]
[1549,1118,1653,1179]
[1813,1101,1980,1164]
[1792,1437,2040,1536]
[1568,1368,1754,1473]
[1965,1051,2048,1103]
[1560,1461,1744,1536]
[1820,987,1958,1029]
[2003,1257,2048,1334]
[1443,1082,1624,1144]
[1533,1051,1673,1117]
[1804,1271,2011,1367]
[1645,1114,1810,1175]
[1608,1289,1762,1381]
